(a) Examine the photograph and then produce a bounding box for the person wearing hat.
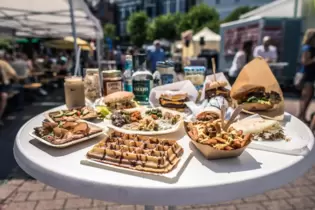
[148,40,165,73]
[253,36,278,63]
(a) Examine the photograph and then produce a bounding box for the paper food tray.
[80,135,192,182]
[103,107,185,136]
[29,121,105,148]
[149,80,199,107]
[243,114,310,156]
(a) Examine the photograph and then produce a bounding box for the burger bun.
[104,91,134,104]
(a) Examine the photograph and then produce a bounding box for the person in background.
[228,41,253,84]
[0,51,19,126]
[57,52,68,76]
[298,30,315,124]
[10,53,30,82]
[148,40,165,72]
[114,46,123,71]
[253,36,278,63]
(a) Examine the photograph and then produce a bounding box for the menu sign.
[224,24,259,56]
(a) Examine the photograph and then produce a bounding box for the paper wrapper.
[231,57,284,120]
[149,80,199,107]
[200,72,232,101]
[183,122,250,160]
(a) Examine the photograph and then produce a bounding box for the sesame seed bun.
[103,91,135,104]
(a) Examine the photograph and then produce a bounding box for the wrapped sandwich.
[103,91,137,111]
[159,90,189,112]
[230,84,282,111]
[231,118,287,141]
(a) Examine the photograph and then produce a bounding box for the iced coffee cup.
[64,76,85,109]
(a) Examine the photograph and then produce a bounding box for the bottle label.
[132,80,152,102]
[161,74,174,85]
[105,81,122,95]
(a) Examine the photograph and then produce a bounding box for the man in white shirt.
[253,36,278,62]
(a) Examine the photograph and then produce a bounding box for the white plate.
[29,121,105,148]
[105,107,184,136]
[243,114,311,156]
[80,135,192,183]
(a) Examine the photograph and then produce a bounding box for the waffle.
[86,131,184,173]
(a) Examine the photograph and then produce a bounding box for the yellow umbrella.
[44,36,92,51]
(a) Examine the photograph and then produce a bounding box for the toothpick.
[223,105,243,131]
[211,58,217,82]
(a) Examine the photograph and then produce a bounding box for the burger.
[230,84,282,111]
[205,81,231,105]
[159,91,188,112]
[103,91,137,110]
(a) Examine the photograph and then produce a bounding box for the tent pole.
[68,0,81,76]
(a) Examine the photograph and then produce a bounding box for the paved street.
[1,95,315,210]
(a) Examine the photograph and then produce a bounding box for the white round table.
[14,106,315,209]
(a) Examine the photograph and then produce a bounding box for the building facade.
[200,0,275,19]
[116,0,197,36]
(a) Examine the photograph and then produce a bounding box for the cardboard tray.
[184,121,250,160]
[29,121,105,148]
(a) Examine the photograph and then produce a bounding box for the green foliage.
[178,4,219,33]
[223,6,258,23]
[127,12,149,47]
[103,23,116,40]
[147,13,182,41]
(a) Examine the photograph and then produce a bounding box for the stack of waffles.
[86,131,184,173]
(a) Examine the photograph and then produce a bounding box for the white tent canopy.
[0,0,103,39]
[240,0,303,19]
[192,27,221,42]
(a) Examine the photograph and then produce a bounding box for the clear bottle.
[132,54,153,105]
[123,55,133,92]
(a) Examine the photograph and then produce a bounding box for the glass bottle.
[132,54,153,105]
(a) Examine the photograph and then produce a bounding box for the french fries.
[186,120,252,151]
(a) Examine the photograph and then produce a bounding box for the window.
[147,7,153,17]
[170,1,176,13]
[120,8,125,19]
[215,0,220,4]
[180,0,186,12]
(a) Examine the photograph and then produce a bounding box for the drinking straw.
[74,46,82,76]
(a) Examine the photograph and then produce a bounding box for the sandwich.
[205,81,231,105]
[159,91,188,112]
[230,84,282,111]
[231,118,287,141]
[103,91,137,110]
[196,107,221,122]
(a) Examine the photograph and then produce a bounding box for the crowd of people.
[0,50,75,126]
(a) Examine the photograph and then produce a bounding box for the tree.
[178,4,219,33]
[147,13,182,41]
[103,23,116,40]
[127,12,149,47]
[223,6,258,23]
